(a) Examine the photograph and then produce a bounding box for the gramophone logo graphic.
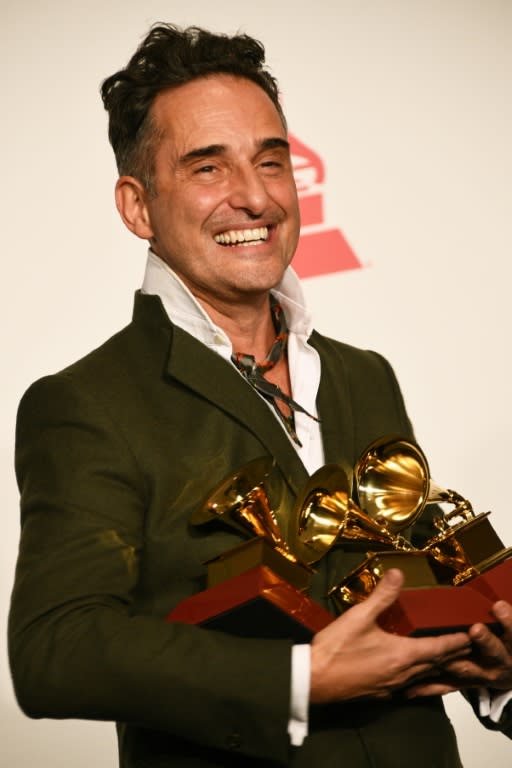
[289,133,362,278]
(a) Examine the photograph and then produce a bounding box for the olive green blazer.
[10,292,507,767]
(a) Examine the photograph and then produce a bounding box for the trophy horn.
[355,435,472,534]
[190,457,299,564]
[290,462,406,566]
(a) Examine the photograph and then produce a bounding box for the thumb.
[363,568,404,621]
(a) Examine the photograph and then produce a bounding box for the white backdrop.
[2,1,511,765]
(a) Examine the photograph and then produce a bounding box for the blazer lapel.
[166,324,309,496]
[309,331,355,470]
[132,293,355,490]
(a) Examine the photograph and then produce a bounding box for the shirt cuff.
[478,687,512,722]
[288,644,311,746]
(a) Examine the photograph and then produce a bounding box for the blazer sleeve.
[9,372,292,764]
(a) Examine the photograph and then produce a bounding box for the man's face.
[134,75,300,307]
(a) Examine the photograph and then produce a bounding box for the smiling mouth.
[214,226,269,246]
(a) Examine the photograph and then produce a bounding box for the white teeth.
[214,227,269,245]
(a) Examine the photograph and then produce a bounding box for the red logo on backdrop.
[289,133,362,278]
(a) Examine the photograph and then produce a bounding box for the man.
[9,24,512,767]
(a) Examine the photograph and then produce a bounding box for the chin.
[237,263,289,292]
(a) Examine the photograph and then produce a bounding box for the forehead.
[150,75,287,156]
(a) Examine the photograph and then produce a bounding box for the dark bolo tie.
[231,295,319,447]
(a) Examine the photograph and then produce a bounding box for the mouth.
[214,226,269,247]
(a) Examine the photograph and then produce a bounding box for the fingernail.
[494,601,509,620]
[384,568,403,587]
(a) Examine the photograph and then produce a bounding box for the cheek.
[176,188,226,235]
[269,178,299,214]
[280,193,300,234]
[195,187,229,220]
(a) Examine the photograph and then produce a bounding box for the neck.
[195,292,277,359]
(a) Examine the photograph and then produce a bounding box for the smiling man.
[116,74,301,389]
[9,23,512,768]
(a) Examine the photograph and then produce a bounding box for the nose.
[227,163,269,216]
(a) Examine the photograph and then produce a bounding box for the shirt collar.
[140,249,314,353]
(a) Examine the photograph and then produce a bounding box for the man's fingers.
[405,682,460,698]
[493,601,512,646]
[469,623,506,662]
[470,607,512,664]
[412,630,471,666]
[362,568,404,620]
[364,573,471,661]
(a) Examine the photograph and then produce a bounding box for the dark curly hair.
[101,24,286,195]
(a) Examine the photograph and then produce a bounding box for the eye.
[194,164,217,174]
[259,158,286,176]
[258,148,290,174]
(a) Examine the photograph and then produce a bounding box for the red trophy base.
[331,549,505,637]
[378,584,499,637]
[166,565,333,642]
[467,557,512,604]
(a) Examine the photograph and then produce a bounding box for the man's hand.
[407,599,512,697]
[310,569,472,704]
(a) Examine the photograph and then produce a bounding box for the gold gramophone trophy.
[328,436,512,635]
[166,457,336,640]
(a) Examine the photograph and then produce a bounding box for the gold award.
[329,436,512,635]
[167,437,512,639]
[167,458,333,640]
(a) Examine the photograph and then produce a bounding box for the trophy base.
[329,550,444,612]
[206,536,312,591]
[427,513,509,585]
[468,556,512,604]
[378,585,499,637]
[166,565,333,641]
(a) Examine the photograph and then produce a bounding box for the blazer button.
[227,732,243,750]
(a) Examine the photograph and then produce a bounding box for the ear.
[115,176,154,240]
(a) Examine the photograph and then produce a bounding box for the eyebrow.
[259,137,290,152]
[179,137,290,166]
[180,144,226,164]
